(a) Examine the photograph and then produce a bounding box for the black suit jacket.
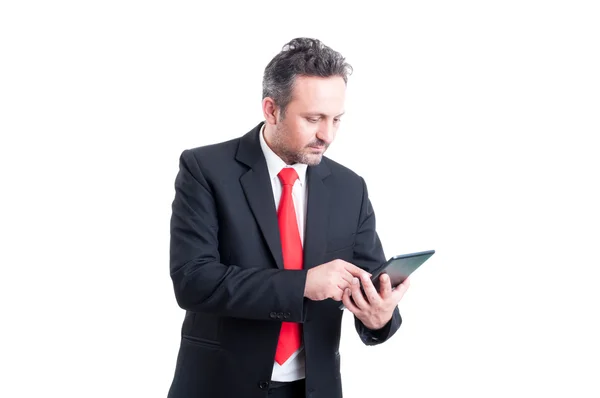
[167,122,401,398]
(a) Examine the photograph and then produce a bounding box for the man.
[167,37,410,398]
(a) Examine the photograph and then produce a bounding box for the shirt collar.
[259,123,308,186]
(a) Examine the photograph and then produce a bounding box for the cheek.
[300,132,318,148]
[295,123,318,147]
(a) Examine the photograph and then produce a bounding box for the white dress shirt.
[258,123,308,382]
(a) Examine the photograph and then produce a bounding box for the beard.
[271,123,329,166]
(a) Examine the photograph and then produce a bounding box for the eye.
[307,117,319,123]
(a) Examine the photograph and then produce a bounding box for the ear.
[262,97,279,125]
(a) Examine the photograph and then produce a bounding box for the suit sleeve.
[352,177,402,345]
[169,149,307,322]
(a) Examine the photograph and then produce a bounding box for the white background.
[1,1,599,397]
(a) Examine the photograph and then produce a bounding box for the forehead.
[288,75,346,115]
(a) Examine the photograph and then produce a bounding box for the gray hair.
[262,37,353,117]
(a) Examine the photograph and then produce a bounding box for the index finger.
[343,262,371,278]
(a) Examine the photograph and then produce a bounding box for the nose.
[316,121,335,144]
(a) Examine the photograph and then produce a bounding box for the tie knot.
[278,167,299,186]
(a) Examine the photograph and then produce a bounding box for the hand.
[304,259,369,301]
[342,272,410,330]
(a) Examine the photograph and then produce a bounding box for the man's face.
[270,75,346,166]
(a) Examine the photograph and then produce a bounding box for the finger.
[360,272,381,305]
[343,262,371,278]
[332,287,345,301]
[402,277,411,289]
[350,277,368,309]
[337,280,351,293]
[340,269,354,286]
[391,277,410,302]
[337,261,359,286]
[342,288,360,313]
[379,273,393,299]
[337,273,352,291]
[342,268,372,285]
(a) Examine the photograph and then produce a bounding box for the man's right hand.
[304,259,369,301]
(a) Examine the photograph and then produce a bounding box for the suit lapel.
[240,168,284,269]
[237,123,285,269]
[303,162,331,270]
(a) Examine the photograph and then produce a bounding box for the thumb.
[392,277,410,301]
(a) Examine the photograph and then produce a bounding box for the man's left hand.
[341,272,410,330]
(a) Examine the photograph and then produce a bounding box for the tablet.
[340,249,435,309]
[370,249,435,291]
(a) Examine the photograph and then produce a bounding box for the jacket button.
[270,312,277,319]
[258,381,269,389]
[284,312,290,319]
[277,313,283,319]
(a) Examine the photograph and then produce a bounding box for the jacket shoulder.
[174,137,243,191]
[181,136,240,164]
[321,156,364,185]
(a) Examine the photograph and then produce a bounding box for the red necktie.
[274,167,303,365]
